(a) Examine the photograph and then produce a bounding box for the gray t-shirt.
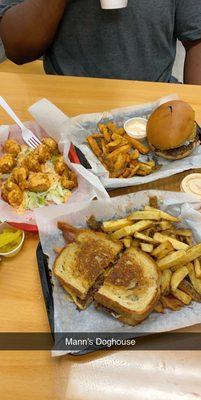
[1,0,201,82]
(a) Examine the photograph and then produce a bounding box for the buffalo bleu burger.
[146,100,200,160]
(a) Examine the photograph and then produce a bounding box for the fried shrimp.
[26,153,41,172]
[4,139,21,157]
[54,155,67,175]
[35,144,52,163]
[28,173,51,192]
[11,167,29,190]
[42,138,58,154]
[61,169,78,190]
[1,179,23,206]
[0,154,16,173]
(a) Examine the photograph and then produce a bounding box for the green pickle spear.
[0,229,22,253]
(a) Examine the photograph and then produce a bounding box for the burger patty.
[155,131,199,158]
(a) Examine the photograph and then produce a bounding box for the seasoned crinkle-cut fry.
[102,218,132,232]
[114,153,127,170]
[107,144,130,160]
[134,232,155,243]
[157,250,186,270]
[125,134,150,154]
[140,243,153,253]
[144,206,180,222]
[161,295,183,311]
[161,269,172,295]
[187,263,201,294]
[153,232,189,250]
[183,243,201,264]
[111,220,153,240]
[128,210,161,221]
[172,288,192,305]
[107,137,122,147]
[194,258,201,279]
[170,266,189,292]
[86,135,102,157]
[179,280,201,302]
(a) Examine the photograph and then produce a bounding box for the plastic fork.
[0,96,41,149]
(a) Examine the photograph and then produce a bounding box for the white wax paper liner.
[35,190,201,356]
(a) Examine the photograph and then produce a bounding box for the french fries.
[140,243,154,253]
[129,210,161,221]
[179,280,201,302]
[170,266,189,292]
[154,301,164,313]
[194,258,201,279]
[134,232,155,243]
[144,206,180,222]
[161,295,183,311]
[121,237,132,248]
[157,250,186,270]
[102,218,132,232]
[153,232,189,250]
[111,220,153,240]
[152,241,174,259]
[161,269,172,295]
[183,244,201,264]
[86,121,159,178]
[172,289,192,305]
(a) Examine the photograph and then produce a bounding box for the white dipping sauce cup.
[100,0,128,9]
[124,117,147,140]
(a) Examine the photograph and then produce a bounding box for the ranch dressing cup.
[100,0,128,9]
[181,174,201,199]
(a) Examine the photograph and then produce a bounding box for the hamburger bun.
[147,100,198,160]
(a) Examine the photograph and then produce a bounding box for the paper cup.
[100,0,128,9]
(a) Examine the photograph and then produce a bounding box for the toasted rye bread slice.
[95,248,161,326]
[54,230,123,308]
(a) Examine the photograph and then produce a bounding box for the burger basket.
[35,189,201,356]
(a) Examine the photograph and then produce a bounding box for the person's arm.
[0,0,67,65]
[183,40,201,85]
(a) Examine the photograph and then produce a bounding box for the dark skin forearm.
[0,0,67,64]
[183,40,201,85]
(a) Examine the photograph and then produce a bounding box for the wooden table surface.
[0,72,201,400]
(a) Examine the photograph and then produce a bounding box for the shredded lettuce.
[24,182,69,210]
[46,182,69,204]
[24,191,47,210]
